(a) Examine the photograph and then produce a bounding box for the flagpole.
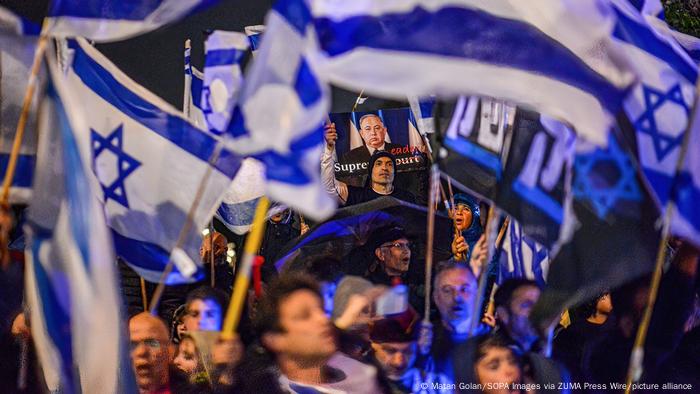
[221,196,270,338]
[140,277,148,311]
[149,142,225,314]
[469,205,501,336]
[623,77,700,393]
[423,164,439,324]
[209,221,215,288]
[0,23,49,268]
[351,89,366,112]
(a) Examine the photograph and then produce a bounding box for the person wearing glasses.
[364,226,413,287]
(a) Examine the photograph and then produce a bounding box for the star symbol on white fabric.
[90,125,141,208]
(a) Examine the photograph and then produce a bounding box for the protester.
[258,207,310,282]
[322,123,416,205]
[129,313,173,394]
[450,193,483,263]
[182,286,228,332]
[235,273,382,393]
[170,305,187,344]
[200,231,234,292]
[364,226,412,285]
[369,307,451,393]
[331,276,378,359]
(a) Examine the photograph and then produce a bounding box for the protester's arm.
[321,123,349,204]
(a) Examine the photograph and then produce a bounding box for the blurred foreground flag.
[215,158,266,234]
[26,76,129,393]
[244,25,265,55]
[308,0,636,145]
[498,219,550,287]
[0,28,41,204]
[183,40,206,129]
[46,0,221,42]
[225,0,335,220]
[58,38,239,283]
[201,30,249,135]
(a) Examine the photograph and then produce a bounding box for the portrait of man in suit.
[340,114,405,164]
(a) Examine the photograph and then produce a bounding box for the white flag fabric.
[46,0,221,42]
[498,219,551,286]
[58,38,240,283]
[26,70,128,393]
[183,41,206,129]
[215,158,266,234]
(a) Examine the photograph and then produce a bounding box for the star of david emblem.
[573,136,641,219]
[634,83,689,161]
[90,125,141,208]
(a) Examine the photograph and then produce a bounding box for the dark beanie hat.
[367,226,408,253]
[369,307,419,343]
[365,150,397,187]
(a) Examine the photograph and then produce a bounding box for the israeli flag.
[308,0,636,146]
[498,219,550,287]
[26,74,129,393]
[46,0,221,42]
[215,158,266,234]
[244,25,265,55]
[634,0,700,63]
[0,31,41,204]
[608,1,700,246]
[183,40,206,129]
[201,31,249,135]
[225,0,335,220]
[59,38,239,284]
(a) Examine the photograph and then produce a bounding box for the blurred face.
[376,238,411,276]
[320,281,337,317]
[371,157,395,186]
[129,314,170,393]
[265,290,337,363]
[452,204,474,232]
[371,341,417,380]
[475,346,521,394]
[597,293,612,315]
[173,338,200,376]
[434,267,477,327]
[360,116,387,149]
[499,286,540,342]
[200,232,227,263]
[183,298,223,332]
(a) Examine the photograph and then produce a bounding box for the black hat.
[365,150,397,187]
[367,226,408,253]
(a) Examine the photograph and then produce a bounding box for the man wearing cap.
[322,123,416,206]
[364,226,413,286]
[370,308,452,393]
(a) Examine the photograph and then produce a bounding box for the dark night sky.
[2,0,406,112]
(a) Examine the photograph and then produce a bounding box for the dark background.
[2,0,406,112]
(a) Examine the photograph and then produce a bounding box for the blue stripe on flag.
[69,41,238,178]
[204,48,246,67]
[294,60,323,106]
[314,6,626,111]
[274,0,312,35]
[612,7,698,83]
[512,179,564,224]
[190,69,203,108]
[49,0,162,19]
[0,154,34,187]
[248,33,262,50]
[675,171,700,234]
[444,138,502,177]
[217,198,260,226]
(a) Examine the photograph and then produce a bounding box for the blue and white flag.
[0,6,41,35]
[201,31,249,135]
[308,0,636,146]
[244,25,265,55]
[225,0,335,220]
[46,0,221,42]
[608,1,700,246]
[58,38,239,283]
[26,75,127,393]
[498,219,550,287]
[215,158,266,234]
[0,30,40,204]
[183,40,206,129]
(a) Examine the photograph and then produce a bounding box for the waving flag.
[183,40,206,129]
[215,158,266,234]
[201,31,249,135]
[225,0,335,220]
[26,75,129,393]
[59,38,239,284]
[498,219,550,287]
[608,1,700,246]
[308,0,636,145]
[46,0,221,42]
[244,25,265,55]
[0,6,41,35]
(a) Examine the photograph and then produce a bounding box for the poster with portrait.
[328,108,430,204]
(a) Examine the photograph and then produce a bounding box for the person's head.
[494,279,541,347]
[170,305,187,344]
[451,194,481,233]
[369,308,419,380]
[172,335,201,377]
[576,292,613,321]
[257,273,336,365]
[183,286,228,332]
[129,313,171,393]
[368,150,396,188]
[359,114,387,149]
[270,207,292,224]
[370,226,411,277]
[433,261,477,331]
[474,335,522,394]
[200,231,227,263]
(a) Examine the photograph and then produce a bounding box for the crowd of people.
[2,115,700,394]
